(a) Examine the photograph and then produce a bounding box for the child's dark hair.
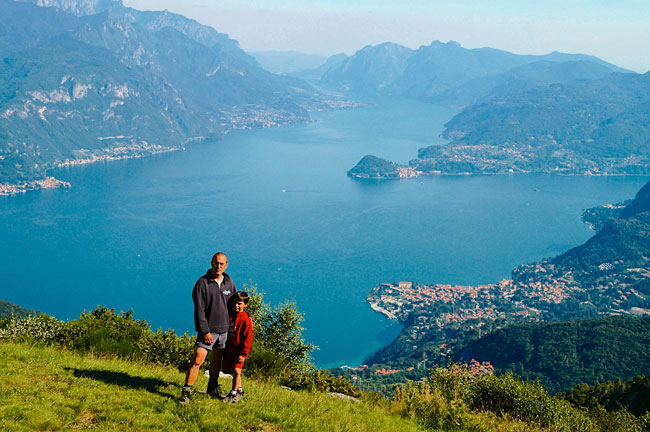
[232,291,249,304]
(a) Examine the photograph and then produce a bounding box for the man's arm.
[192,280,211,335]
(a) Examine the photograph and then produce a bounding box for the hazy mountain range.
[3,0,648,192]
[310,39,650,177]
[317,40,628,101]
[438,70,650,167]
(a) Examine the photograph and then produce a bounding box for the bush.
[0,314,65,343]
[279,369,360,397]
[429,364,474,402]
[137,328,195,370]
[242,285,359,397]
[60,306,149,358]
[389,364,609,432]
[641,412,650,430]
[245,284,316,374]
[471,372,593,431]
[244,341,290,378]
[1,288,341,397]
[588,407,647,432]
[392,381,474,431]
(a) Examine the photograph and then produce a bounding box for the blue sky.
[123,0,650,72]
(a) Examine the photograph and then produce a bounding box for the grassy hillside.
[2,308,648,431]
[0,342,424,432]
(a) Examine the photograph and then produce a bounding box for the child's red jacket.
[225,310,253,359]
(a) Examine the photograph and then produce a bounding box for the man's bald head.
[211,252,228,279]
[211,252,227,265]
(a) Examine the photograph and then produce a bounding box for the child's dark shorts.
[223,352,245,373]
[195,332,228,351]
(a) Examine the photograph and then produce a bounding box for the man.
[180,252,236,404]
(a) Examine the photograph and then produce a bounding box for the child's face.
[233,300,246,313]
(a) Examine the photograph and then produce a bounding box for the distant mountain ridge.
[320,42,412,93]
[431,70,650,174]
[430,60,616,109]
[349,68,650,178]
[319,40,627,100]
[0,0,328,193]
[333,39,650,179]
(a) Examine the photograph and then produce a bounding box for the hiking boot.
[223,389,244,404]
[179,388,192,406]
[206,380,224,399]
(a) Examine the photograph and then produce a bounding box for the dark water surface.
[1,98,647,368]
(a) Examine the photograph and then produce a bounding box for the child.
[222,291,253,403]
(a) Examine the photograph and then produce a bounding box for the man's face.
[212,254,228,277]
[233,300,246,313]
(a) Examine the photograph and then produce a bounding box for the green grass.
[0,342,425,432]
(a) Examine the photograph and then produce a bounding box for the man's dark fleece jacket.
[193,270,236,335]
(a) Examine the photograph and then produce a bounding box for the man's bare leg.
[206,348,224,397]
[185,347,208,387]
[209,348,224,379]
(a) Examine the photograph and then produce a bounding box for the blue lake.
[1,97,648,368]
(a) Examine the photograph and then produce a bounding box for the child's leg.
[232,367,242,391]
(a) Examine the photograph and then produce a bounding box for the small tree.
[244,284,316,374]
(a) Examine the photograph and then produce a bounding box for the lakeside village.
[362,262,650,376]
[0,140,176,196]
[1,98,364,196]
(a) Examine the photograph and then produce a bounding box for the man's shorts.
[223,352,245,373]
[195,332,227,351]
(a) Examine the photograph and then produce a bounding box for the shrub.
[0,314,65,343]
[278,369,360,397]
[471,372,593,431]
[244,341,290,378]
[244,284,316,374]
[137,328,195,370]
[429,364,474,403]
[392,381,474,431]
[588,407,648,432]
[641,411,650,430]
[60,306,149,358]
[389,364,607,432]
